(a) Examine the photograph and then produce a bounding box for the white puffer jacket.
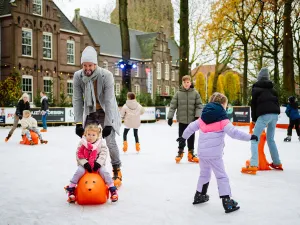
[120,100,145,129]
[20,117,38,134]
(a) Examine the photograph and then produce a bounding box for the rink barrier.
[0,106,296,128]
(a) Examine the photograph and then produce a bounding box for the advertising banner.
[232,107,250,123]
[0,108,16,124]
[65,108,75,122]
[31,108,65,122]
[155,107,166,120]
[140,107,156,121]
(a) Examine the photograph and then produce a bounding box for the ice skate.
[29,140,35,145]
[123,141,128,152]
[193,191,209,204]
[175,149,184,163]
[64,186,76,203]
[136,143,140,153]
[5,134,11,142]
[109,186,118,202]
[40,129,47,132]
[241,166,258,175]
[284,136,291,142]
[40,140,48,144]
[112,165,122,188]
[188,150,199,163]
[269,163,283,171]
[222,197,240,213]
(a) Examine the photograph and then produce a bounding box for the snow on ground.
[0,122,299,225]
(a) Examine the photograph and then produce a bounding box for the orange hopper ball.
[19,131,39,145]
[75,172,109,205]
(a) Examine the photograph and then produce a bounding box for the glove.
[168,119,173,126]
[18,115,22,120]
[250,135,258,141]
[93,162,101,171]
[75,123,84,138]
[84,162,92,173]
[102,126,112,138]
[176,137,186,149]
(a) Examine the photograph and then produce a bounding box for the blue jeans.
[42,112,48,129]
[250,114,281,167]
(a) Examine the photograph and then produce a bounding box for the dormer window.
[33,0,42,16]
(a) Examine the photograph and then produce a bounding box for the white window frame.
[157,62,161,80]
[22,75,33,103]
[115,83,121,96]
[43,77,53,94]
[135,65,139,77]
[67,40,75,65]
[103,60,109,70]
[166,86,170,95]
[134,84,140,95]
[114,66,119,76]
[22,28,33,57]
[165,63,169,80]
[33,0,43,16]
[43,32,52,60]
[157,85,161,95]
[172,87,176,95]
[67,80,73,96]
[172,70,175,81]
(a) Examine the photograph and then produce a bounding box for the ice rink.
[0,122,299,225]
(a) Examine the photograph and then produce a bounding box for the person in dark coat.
[5,93,30,142]
[284,96,300,142]
[40,91,49,132]
[244,67,282,174]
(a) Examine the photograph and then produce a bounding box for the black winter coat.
[41,97,49,111]
[16,100,30,118]
[251,80,280,122]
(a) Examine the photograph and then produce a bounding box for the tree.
[119,0,131,91]
[292,0,300,89]
[85,3,114,23]
[194,72,207,103]
[179,0,189,80]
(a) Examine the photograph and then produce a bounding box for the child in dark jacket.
[284,96,300,142]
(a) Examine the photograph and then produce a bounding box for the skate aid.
[73,172,109,205]
[20,131,39,145]
[241,122,271,175]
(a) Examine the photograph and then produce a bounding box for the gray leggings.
[70,165,113,186]
[8,116,19,136]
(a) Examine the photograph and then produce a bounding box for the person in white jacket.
[120,92,145,152]
[20,110,48,145]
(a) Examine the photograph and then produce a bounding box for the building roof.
[81,16,179,62]
[0,1,79,33]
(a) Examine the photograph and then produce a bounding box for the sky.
[53,0,114,21]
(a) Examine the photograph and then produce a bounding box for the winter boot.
[222,196,240,213]
[193,191,209,204]
[5,134,11,142]
[112,165,122,188]
[109,186,118,202]
[29,140,35,145]
[64,186,76,203]
[136,143,140,153]
[188,150,199,163]
[41,140,48,144]
[241,166,258,175]
[123,141,128,152]
[40,129,47,132]
[284,136,291,142]
[175,149,184,163]
[269,163,283,171]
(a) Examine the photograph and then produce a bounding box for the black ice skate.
[284,136,291,142]
[193,191,209,204]
[222,197,240,213]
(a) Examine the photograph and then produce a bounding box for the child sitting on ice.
[177,92,258,213]
[65,124,118,203]
[20,110,48,145]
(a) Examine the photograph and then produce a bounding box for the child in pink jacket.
[65,124,118,203]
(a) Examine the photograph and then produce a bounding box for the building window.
[157,62,161,79]
[165,63,169,80]
[103,60,108,70]
[172,70,175,81]
[135,65,139,77]
[172,87,176,95]
[43,78,53,94]
[43,32,52,59]
[165,86,170,95]
[67,80,73,96]
[22,75,33,102]
[157,85,161,95]
[22,28,32,57]
[134,84,140,95]
[33,0,42,16]
[114,66,119,76]
[115,83,121,96]
[67,40,75,65]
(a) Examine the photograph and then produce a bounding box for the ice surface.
[0,122,299,225]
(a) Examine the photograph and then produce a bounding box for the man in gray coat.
[73,46,122,187]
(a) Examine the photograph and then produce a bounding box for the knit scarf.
[81,67,99,116]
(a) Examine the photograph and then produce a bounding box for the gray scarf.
[82,67,99,116]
